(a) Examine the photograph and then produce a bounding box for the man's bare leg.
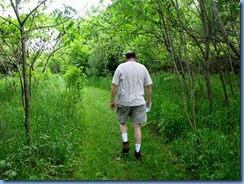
[120,123,127,134]
[134,123,142,152]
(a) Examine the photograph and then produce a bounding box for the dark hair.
[125,51,136,59]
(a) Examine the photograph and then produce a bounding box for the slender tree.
[0,0,77,145]
[174,0,196,128]
[9,0,49,145]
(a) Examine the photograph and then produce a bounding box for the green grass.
[71,86,188,180]
[0,72,240,180]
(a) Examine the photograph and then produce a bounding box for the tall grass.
[149,72,240,180]
[86,76,112,91]
[172,127,240,180]
[87,72,240,180]
[0,71,85,180]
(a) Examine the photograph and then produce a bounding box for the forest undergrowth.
[0,72,240,180]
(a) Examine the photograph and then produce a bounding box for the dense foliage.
[0,72,86,179]
[0,0,240,180]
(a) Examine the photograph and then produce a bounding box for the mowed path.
[71,86,187,180]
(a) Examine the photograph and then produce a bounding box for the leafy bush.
[63,66,87,116]
[64,66,87,102]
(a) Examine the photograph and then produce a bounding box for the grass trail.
[71,86,188,180]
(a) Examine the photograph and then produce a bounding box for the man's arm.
[145,85,152,105]
[110,83,119,110]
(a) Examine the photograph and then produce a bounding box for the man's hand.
[146,100,151,106]
[110,102,116,110]
[110,84,118,111]
[145,85,152,106]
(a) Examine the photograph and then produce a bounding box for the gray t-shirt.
[112,61,153,106]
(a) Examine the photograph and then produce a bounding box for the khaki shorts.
[116,104,147,124]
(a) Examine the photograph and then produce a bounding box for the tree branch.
[22,0,49,25]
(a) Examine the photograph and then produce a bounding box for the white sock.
[135,144,141,152]
[122,133,128,142]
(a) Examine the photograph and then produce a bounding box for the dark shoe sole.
[135,151,142,160]
[121,148,130,153]
[121,141,130,153]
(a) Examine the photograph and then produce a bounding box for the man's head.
[125,51,136,60]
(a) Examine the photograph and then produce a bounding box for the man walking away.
[110,50,153,160]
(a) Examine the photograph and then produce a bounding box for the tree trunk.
[199,0,214,111]
[228,54,239,97]
[213,43,229,105]
[156,0,195,129]
[175,0,196,129]
[4,75,8,103]
[16,64,25,108]
[20,26,31,146]
[219,70,228,105]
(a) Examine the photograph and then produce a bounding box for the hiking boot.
[121,141,130,153]
[135,150,142,160]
